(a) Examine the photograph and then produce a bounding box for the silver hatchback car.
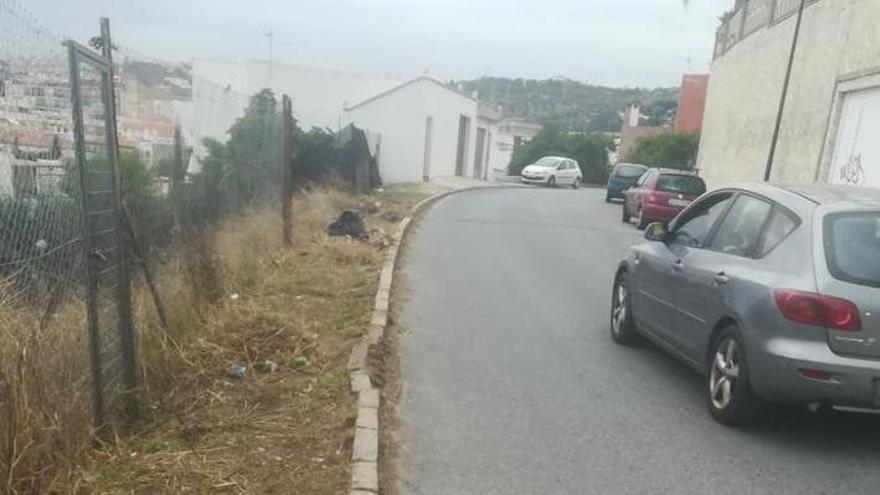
[610,183,880,424]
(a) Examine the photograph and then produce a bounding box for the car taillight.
[774,289,862,331]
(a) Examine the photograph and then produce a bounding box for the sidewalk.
[428,175,519,191]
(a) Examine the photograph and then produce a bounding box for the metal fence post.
[738,1,749,39]
[100,17,140,419]
[282,94,295,246]
[66,41,106,429]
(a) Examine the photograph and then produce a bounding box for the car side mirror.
[644,222,669,242]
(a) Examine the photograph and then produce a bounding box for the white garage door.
[829,86,880,188]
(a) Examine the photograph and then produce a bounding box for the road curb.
[345,184,515,494]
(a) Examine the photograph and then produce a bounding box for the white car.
[520,156,582,188]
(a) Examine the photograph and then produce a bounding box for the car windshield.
[615,165,646,178]
[825,212,880,288]
[657,174,706,195]
[533,157,561,168]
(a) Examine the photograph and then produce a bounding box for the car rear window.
[657,174,706,195]
[615,165,646,178]
[534,157,561,167]
[824,212,880,288]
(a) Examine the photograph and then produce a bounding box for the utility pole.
[764,0,806,182]
[265,29,274,87]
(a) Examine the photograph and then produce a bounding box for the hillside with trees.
[457,77,679,132]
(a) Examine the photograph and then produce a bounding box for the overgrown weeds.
[0,183,428,494]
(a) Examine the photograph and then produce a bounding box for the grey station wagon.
[610,183,880,424]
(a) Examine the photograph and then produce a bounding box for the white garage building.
[344,77,495,183]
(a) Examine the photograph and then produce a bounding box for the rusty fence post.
[281,94,295,246]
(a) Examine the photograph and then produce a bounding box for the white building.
[487,118,542,177]
[188,58,401,173]
[344,77,498,183]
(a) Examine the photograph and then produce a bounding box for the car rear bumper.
[606,185,627,198]
[641,203,685,223]
[751,337,880,408]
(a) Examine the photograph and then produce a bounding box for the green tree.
[626,132,700,170]
[509,126,611,183]
[294,127,337,183]
[225,88,281,207]
[460,77,678,133]
[196,137,229,222]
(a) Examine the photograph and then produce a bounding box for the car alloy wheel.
[610,272,638,345]
[709,337,739,411]
[612,284,627,335]
[706,327,764,425]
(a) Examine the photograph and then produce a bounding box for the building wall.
[247,61,399,131]
[344,79,479,183]
[486,119,542,176]
[189,59,401,172]
[190,59,400,131]
[697,0,880,187]
[674,74,709,134]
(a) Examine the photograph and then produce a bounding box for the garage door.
[829,86,880,188]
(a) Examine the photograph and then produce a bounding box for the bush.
[508,127,611,184]
[626,132,700,170]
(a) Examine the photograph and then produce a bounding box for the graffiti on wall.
[830,88,880,188]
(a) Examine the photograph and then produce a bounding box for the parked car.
[610,183,880,425]
[520,156,582,188]
[606,162,648,202]
[622,168,706,229]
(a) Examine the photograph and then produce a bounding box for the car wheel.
[610,271,639,345]
[622,203,631,223]
[636,208,649,230]
[605,193,612,203]
[572,177,581,189]
[707,327,764,425]
[548,176,556,188]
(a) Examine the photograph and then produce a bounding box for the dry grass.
[0,184,429,494]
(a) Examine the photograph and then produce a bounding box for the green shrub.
[626,132,700,170]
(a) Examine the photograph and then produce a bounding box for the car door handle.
[714,272,730,285]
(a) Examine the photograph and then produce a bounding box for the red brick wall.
[674,74,709,134]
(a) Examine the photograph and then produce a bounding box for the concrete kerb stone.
[346,185,517,493]
[366,324,384,345]
[353,426,379,462]
[370,309,388,327]
[359,388,380,409]
[350,370,372,393]
[351,461,379,492]
[356,405,379,430]
[347,341,369,371]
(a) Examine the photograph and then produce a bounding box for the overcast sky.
[27,0,730,88]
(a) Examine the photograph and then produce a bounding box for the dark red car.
[622,168,706,229]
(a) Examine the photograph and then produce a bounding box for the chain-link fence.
[0,4,308,489]
[714,0,820,60]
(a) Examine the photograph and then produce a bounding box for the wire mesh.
[743,0,773,36]
[1,0,295,440]
[0,2,84,362]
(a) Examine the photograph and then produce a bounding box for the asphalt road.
[398,186,880,495]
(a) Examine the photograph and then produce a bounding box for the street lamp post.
[764,0,807,182]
